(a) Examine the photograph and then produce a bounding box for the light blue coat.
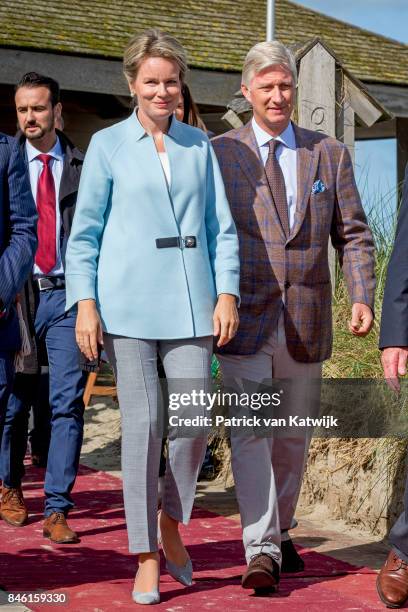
[65,112,240,339]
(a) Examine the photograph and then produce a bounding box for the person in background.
[25,105,64,467]
[65,29,239,605]
[0,134,37,443]
[175,83,207,131]
[23,115,65,469]
[0,73,87,542]
[378,164,408,609]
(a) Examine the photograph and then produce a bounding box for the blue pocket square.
[312,180,326,194]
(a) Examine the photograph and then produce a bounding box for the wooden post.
[298,43,336,136]
[297,42,336,287]
[222,109,243,129]
[336,70,355,166]
[342,105,355,166]
[340,74,382,169]
[83,370,117,408]
[344,76,382,128]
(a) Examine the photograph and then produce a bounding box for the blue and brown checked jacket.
[212,120,375,363]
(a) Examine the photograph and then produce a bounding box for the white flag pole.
[266,0,275,41]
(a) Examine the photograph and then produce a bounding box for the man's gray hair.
[242,41,297,87]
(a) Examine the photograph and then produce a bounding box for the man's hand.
[381,347,408,393]
[213,294,239,348]
[76,299,104,361]
[348,302,374,337]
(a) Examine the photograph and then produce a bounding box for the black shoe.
[198,448,216,481]
[31,454,48,468]
[281,538,304,573]
[198,464,215,481]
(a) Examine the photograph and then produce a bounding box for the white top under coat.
[158,151,171,187]
[251,117,298,232]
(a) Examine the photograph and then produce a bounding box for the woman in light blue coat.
[65,30,240,605]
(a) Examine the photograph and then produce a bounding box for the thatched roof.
[1,0,406,85]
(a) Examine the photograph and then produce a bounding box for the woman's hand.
[213,294,239,348]
[76,299,104,361]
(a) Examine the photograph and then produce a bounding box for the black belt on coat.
[156,236,197,249]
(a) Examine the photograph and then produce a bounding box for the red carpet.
[0,464,383,611]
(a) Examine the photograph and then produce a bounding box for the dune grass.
[314,182,408,533]
[216,181,408,532]
[325,181,398,379]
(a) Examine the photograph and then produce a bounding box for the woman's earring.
[130,91,135,98]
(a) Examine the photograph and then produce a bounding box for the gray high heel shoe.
[165,557,193,587]
[132,567,160,605]
[132,589,160,605]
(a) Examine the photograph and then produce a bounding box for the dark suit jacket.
[379,164,408,348]
[18,129,84,267]
[0,134,37,351]
[17,130,84,371]
[213,120,376,363]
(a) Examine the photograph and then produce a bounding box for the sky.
[296,0,408,44]
[295,0,407,224]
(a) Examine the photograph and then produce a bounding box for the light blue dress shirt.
[26,137,64,276]
[251,118,297,231]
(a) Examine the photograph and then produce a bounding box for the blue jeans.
[1,370,51,487]
[0,350,14,444]
[1,289,86,516]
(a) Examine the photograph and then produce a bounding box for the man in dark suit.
[213,40,376,593]
[0,73,87,543]
[0,134,37,438]
[378,164,408,608]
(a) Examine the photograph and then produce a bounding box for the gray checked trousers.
[218,312,322,565]
[104,334,212,554]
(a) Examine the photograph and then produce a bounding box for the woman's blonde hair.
[123,29,188,83]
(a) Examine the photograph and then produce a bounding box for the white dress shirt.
[26,137,64,276]
[251,117,297,231]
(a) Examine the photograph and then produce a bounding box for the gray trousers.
[218,313,322,564]
[104,334,212,554]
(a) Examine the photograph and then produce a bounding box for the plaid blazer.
[212,121,375,363]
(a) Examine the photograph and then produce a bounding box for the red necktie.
[35,154,57,274]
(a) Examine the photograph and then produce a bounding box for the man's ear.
[241,83,251,105]
[54,102,62,121]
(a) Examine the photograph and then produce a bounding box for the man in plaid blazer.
[213,41,375,593]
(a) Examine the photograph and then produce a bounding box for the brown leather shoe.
[0,486,28,526]
[43,512,79,544]
[241,553,280,592]
[377,551,408,608]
